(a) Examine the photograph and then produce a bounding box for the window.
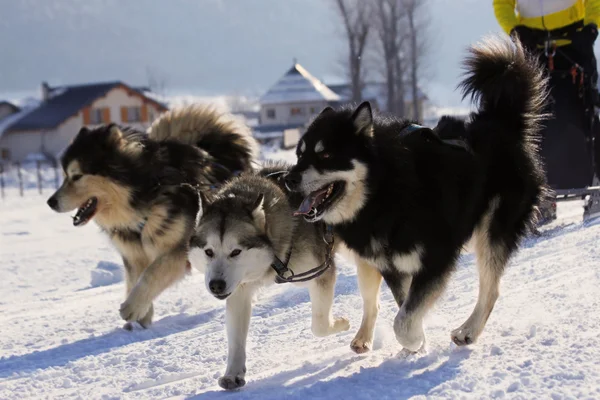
[125,106,141,122]
[90,108,103,124]
[310,107,319,114]
[290,107,305,116]
[266,109,276,119]
[1,148,10,161]
[148,108,155,123]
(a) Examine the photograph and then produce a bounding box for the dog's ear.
[78,126,90,135]
[250,193,266,232]
[196,190,211,223]
[351,101,373,137]
[319,106,334,115]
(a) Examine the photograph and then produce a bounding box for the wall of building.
[0,113,82,162]
[89,87,162,130]
[260,101,329,127]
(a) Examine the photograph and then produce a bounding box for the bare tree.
[333,0,372,103]
[146,66,169,98]
[368,0,430,118]
[372,0,407,115]
[404,0,427,120]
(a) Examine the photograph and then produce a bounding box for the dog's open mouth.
[294,181,345,222]
[73,197,98,227]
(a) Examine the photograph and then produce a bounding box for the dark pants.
[525,29,599,190]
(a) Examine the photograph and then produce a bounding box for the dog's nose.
[284,173,301,191]
[208,279,226,294]
[47,196,59,211]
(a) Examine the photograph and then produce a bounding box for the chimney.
[41,81,50,101]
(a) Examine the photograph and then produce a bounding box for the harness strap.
[272,225,335,284]
[403,123,472,153]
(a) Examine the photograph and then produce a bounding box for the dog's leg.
[219,284,254,390]
[119,247,188,323]
[308,261,350,337]
[122,257,154,330]
[350,256,382,354]
[394,252,454,352]
[381,268,412,308]
[451,231,507,346]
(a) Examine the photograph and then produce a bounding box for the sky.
[0,0,553,107]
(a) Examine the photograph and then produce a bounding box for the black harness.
[271,224,335,284]
[403,123,472,153]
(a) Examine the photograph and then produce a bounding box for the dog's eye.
[205,249,214,258]
[319,153,331,159]
[230,249,241,257]
[71,174,83,182]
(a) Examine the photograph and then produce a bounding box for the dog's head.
[46,124,143,228]
[285,101,373,224]
[188,193,273,300]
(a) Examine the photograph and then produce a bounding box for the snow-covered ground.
[1,167,600,399]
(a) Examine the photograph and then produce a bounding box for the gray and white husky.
[188,163,349,390]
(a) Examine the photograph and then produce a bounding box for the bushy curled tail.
[148,104,258,174]
[459,34,548,142]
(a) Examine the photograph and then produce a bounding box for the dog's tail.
[459,34,548,143]
[148,104,258,174]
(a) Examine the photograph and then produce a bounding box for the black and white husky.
[285,36,547,353]
[188,163,349,390]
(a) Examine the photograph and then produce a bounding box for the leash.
[272,224,335,284]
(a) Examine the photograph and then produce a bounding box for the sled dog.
[189,163,349,390]
[47,105,257,329]
[285,35,547,352]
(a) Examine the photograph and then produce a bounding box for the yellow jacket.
[494,0,600,34]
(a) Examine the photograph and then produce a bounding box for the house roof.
[0,101,39,140]
[5,81,168,133]
[0,101,20,113]
[260,63,341,105]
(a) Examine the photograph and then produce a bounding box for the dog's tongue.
[294,188,329,216]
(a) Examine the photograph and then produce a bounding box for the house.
[0,101,20,121]
[0,81,168,163]
[255,63,342,147]
[255,62,428,148]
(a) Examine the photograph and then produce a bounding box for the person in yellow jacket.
[494,1,598,75]
[494,1,600,224]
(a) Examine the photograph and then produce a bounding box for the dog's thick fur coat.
[285,36,547,352]
[47,105,257,329]
[189,163,349,390]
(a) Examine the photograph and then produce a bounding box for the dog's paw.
[451,326,476,346]
[350,336,373,354]
[312,317,350,337]
[218,375,246,390]
[119,294,151,322]
[394,312,425,352]
[333,317,350,333]
[123,322,134,331]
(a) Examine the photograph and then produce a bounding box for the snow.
[90,262,124,288]
[1,154,600,399]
